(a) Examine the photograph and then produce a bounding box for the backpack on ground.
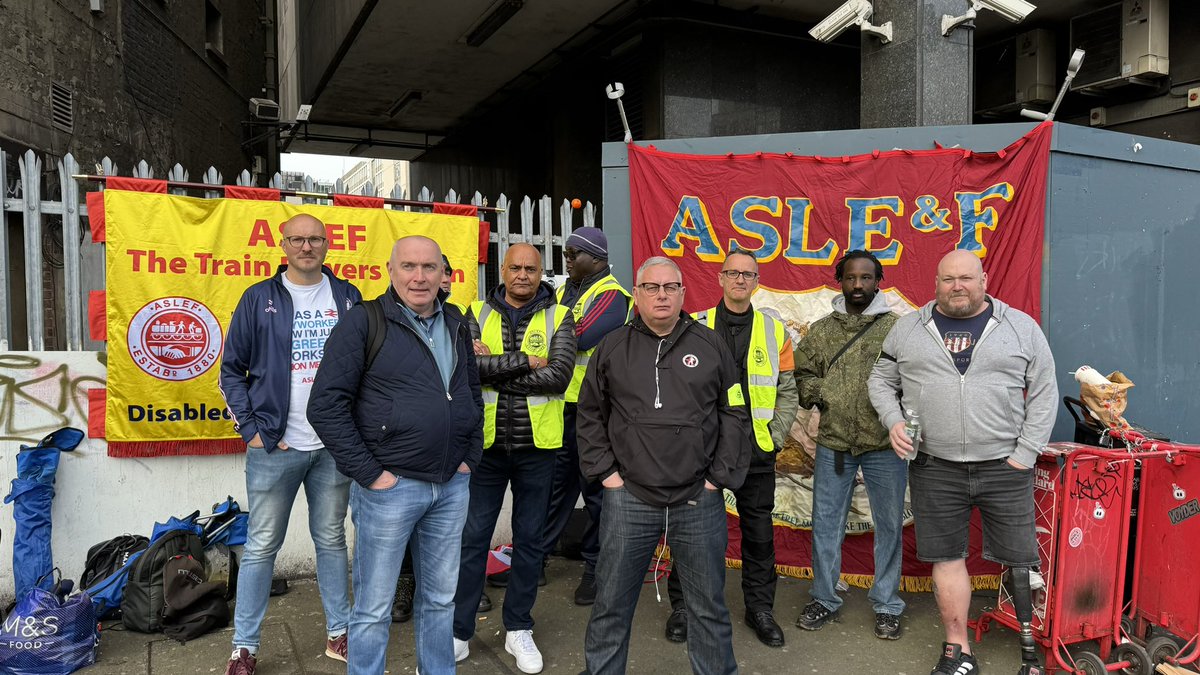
[82,548,145,620]
[120,528,204,632]
[161,555,229,643]
[80,534,148,590]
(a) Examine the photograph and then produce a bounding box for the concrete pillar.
[860,0,973,128]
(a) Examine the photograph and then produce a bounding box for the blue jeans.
[232,446,351,650]
[810,444,907,615]
[348,471,470,675]
[454,448,556,638]
[585,486,736,675]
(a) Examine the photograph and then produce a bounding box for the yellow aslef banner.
[104,190,479,442]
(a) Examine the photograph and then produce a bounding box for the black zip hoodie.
[577,311,751,508]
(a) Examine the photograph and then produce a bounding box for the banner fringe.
[108,439,245,458]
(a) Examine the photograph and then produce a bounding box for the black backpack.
[161,555,230,643]
[80,534,149,589]
[120,528,205,632]
[364,298,387,370]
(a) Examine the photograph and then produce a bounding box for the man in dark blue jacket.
[309,235,483,675]
[218,213,363,675]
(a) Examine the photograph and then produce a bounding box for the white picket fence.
[0,148,597,350]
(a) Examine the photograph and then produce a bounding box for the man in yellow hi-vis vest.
[540,227,632,607]
[665,248,799,650]
[451,243,576,675]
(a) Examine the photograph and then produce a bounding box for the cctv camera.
[809,0,892,44]
[942,0,1035,36]
[249,97,280,121]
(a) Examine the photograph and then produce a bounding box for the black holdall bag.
[161,555,230,643]
[120,528,205,632]
[80,534,149,589]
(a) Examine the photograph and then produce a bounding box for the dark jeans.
[453,448,556,638]
[586,486,736,675]
[542,404,603,569]
[668,470,776,613]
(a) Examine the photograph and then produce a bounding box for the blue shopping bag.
[0,571,98,675]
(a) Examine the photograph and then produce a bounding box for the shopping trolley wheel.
[1146,635,1182,664]
[1113,642,1152,675]
[1119,615,1136,639]
[1072,650,1107,674]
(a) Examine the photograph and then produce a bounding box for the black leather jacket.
[469,282,576,452]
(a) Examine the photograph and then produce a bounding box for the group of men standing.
[218,212,1057,675]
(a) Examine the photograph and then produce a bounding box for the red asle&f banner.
[630,121,1052,322]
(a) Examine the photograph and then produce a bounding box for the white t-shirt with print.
[280,274,338,451]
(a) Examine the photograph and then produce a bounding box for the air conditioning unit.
[976,29,1056,116]
[1070,0,1168,93]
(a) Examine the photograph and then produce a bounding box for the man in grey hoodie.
[868,250,1057,675]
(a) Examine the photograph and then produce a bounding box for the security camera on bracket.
[942,0,1036,36]
[808,0,892,44]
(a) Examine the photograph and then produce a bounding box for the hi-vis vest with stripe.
[471,300,570,450]
[693,307,783,452]
[556,274,632,403]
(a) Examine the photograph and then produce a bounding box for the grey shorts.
[908,452,1039,568]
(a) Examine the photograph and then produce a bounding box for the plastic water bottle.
[903,409,921,460]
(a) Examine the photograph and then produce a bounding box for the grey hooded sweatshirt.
[866,295,1057,468]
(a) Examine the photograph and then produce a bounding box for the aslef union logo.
[127,297,223,381]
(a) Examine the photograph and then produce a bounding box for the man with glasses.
[219,213,362,675]
[579,256,750,675]
[664,248,797,648]
[539,227,631,606]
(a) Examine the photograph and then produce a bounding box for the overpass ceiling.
[292,0,1100,159]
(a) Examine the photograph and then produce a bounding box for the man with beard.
[868,250,1057,675]
[793,250,905,640]
[538,227,631,606]
[579,256,749,675]
[454,243,576,674]
[664,248,797,648]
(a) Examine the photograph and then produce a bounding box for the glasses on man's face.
[720,270,758,281]
[636,282,683,296]
[283,236,328,248]
[563,249,591,261]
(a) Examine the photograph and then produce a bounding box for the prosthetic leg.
[1010,567,1044,675]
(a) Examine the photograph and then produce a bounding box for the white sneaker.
[453,637,470,663]
[504,629,543,674]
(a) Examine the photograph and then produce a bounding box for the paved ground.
[90,559,1032,674]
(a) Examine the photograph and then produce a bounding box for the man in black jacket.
[452,243,576,675]
[579,256,750,675]
[308,235,483,675]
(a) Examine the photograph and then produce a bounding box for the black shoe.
[477,591,492,613]
[573,570,596,606]
[874,612,901,640]
[665,608,688,643]
[390,574,414,623]
[796,600,838,631]
[931,642,980,675]
[270,578,289,596]
[487,570,509,588]
[744,611,785,647]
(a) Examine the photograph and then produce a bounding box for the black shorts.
[908,452,1039,567]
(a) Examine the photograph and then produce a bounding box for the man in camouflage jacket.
[792,250,907,641]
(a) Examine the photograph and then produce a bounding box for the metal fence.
[0,148,597,351]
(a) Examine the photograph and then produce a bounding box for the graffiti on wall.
[0,353,105,444]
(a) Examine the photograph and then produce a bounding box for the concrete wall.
[601,122,1200,444]
[0,351,517,603]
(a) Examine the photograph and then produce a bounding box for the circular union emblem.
[754,347,767,366]
[127,296,223,381]
[527,332,546,352]
[682,354,699,368]
[1067,526,1083,548]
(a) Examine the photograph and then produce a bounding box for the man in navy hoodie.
[309,235,484,675]
[219,213,363,675]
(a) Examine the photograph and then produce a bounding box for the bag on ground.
[0,572,98,675]
[120,527,204,632]
[161,555,229,643]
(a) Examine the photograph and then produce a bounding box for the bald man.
[453,243,576,674]
[309,235,483,675]
[868,250,1057,675]
[219,214,363,674]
